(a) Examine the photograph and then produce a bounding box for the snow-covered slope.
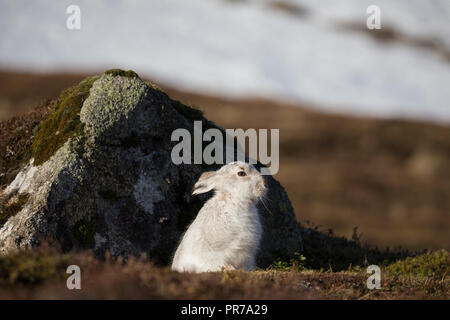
[0,0,449,123]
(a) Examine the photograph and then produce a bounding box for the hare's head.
[192,161,267,203]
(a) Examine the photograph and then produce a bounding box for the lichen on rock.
[0,69,303,267]
[0,193,29,229]
[133,172,164,215]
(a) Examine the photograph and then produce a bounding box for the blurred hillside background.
[0,0,449,251]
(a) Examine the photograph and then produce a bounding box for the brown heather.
[0,245,447,299]
[0,71,449,299]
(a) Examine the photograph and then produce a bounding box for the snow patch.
[0,0,449,122]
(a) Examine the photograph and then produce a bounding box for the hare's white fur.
[171,161,266,273]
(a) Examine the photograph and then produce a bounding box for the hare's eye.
[237,171,246,177]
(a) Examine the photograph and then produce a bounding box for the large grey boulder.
[0,70,302,267]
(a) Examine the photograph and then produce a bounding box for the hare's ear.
[192,171,216,195]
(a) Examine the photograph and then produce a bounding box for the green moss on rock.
[29,76,98,165]
[73,219,95,248]
[105,69,139,79]
[70,134,87,158]
[0,194,29,228]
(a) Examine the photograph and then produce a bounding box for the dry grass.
[0,246,447,299]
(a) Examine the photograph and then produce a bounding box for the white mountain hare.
[171,161,267,273]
